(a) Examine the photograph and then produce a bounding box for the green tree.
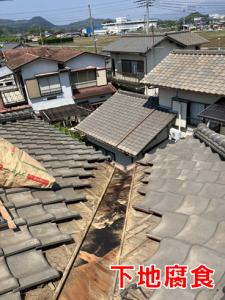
[103,21,114,24]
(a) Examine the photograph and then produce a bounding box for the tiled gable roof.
[103,35,166,53]
[103,31,209,53]
[141,49,225,96]
[3,47,84,70]
[166,31,209,47]
[76,90,175,157]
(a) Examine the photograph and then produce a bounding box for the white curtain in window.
[38,77,49,92]
[131,61,137,74]
[48,75,60,90]
[190,102,205,123]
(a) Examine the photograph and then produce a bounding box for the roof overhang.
[144,84,225,98]
[35,71,59,77]
[77,109,176,158]
[0,66,13,79]
[71,66,96,73]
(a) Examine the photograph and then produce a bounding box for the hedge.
[38,37,73,44]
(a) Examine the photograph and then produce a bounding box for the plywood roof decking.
[76,90,176,157]
[0,117,112,299]
[141,49,225,96]
[40,102,94,122]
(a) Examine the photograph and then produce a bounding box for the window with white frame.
[38,75,61,96]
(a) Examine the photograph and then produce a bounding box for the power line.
[0,2,139,26]
[0,0,134,17]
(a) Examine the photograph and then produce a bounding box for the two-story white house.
[1,47,117,122]
[141,49,225,134]
[103,31,209,95]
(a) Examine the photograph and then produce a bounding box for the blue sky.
[0,0,225,25]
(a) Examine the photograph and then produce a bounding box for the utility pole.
[88,4,97,53]
[144,14,147,33]
[183,4,187,31]
[152,25,155,67]
[39,26,43,46]
[146,0,149,35]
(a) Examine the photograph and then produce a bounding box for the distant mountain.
[0,16,114,32]
[0,16,55,29]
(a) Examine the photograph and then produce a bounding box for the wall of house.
[22,61,74,112]
[66,53,105,70]
[87,126,170,166]
[87,137,134,165]
[22,60,59,79]
[110,52,145,73]
[145,86,159,97]
[146,40,196,74]
[159,88,220,108]
[142,127,170,152]
[111,42,197,76]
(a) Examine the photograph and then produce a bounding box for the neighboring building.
[93,29,108,36]
[0,42,30,55]
[86,26,103,35]
[27,33,41,42]
[194,17,202,21]
[102,17,157,34]
[209,14,225,19]
[1,47,117,121]
[0,43,31,68]
[180,21,195,30]
[141,49,225,134]
[0,57,6,68]
[103,31,209,94]
[67,31,80,37]
[76,89,176,166]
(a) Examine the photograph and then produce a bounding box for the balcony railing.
[72,80,97,90]
[107,70,145,84]
[187,117,220,131]
[0,84,18,92]
[40,87,62,97]
[0,87,27,106]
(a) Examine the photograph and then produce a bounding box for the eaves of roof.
[144,85,225,98]
[73,84,117,101]
[105,36,166,54]
[77,110,176,158]
[166,35,210,47]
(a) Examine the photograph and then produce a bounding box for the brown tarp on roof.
[39,103,94,122]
